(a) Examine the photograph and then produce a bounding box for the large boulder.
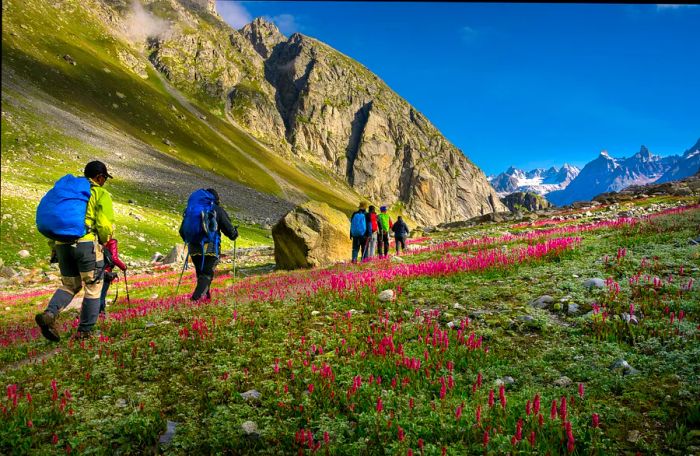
[162,244,186,265]
[272,201,352,270]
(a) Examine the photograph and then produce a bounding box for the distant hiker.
[349,201,370,263]
[179,188,238,301]
[35,161,115,341]
[377,206,393,257]
[392,216,410,255]
[366,205,379,258]
[99,238,127,316]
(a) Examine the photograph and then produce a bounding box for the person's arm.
[217,206,238,241]
[105,239,127,271]
[93,188,114,244]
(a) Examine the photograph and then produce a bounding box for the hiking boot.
[72,330,93,341]
[35,311,60,342]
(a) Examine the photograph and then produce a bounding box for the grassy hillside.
[1,0,361,268]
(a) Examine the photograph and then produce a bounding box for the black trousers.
[377,231,390,257]
[395,236,406,254]
[190,254,218,301]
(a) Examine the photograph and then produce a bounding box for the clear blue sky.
[217,2,700,175]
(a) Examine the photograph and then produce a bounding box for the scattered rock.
[2,213,12,220]
[162,245,186,265]
[271,201,353,270]
[565,303,580,315]
[115,91,126,99]
[150,294,158,300]
[530,295,554,309]
[311,310,320,316]
[241,420,260,438]
[627,430,641,443]
[609,359,640,376]
[63,54,77,65]
[517,315,535,322]
[553,376,572,387]
[390,255,403,263]
[162,138,173,146]
[583,278,605,289]
[18,250,30,258]
[378,289,394,302]
[452,303,465,310]
[502,376,515,385]
[240,389,261,401]
[159,420,178,444]
[0,266,17,278]
[116,398,127,408]
[151,252,164,263]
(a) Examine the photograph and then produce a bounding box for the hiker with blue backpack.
[35,161,120,341]
[349,201,372,263]
[179,188,238,301]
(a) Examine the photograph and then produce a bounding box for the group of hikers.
[32,160,409,342]
[34,161,238,342]
[349,201,409,263]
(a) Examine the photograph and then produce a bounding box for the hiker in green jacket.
[35,161,115,341]
[376,206,393,258]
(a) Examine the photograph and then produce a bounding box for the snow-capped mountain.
[655,138,700,183]
[489,164,580,196]
[546,144,691,206]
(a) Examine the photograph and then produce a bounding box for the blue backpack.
[350,211,367,237]
[180,189,219,266]
[36,175,92,242]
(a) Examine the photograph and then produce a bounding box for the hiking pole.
[123,269,131,305]
[175,249,189,295]
[233,237,237,281]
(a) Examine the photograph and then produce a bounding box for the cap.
[359,201,368,209]
[205,188,220,204]
[380,206,387,212]
[84,160,113,179]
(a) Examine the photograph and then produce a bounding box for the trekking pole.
[233,238,237,281]
[175,249,189,295]
[123,269,131,305]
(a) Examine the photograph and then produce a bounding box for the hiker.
[366,205,379,258]
[349,201,370,263]
[179,188,238,301]
[99,238,127,316]
[376,206,393,257]
[35,161,115,341]
[392,216,410,255]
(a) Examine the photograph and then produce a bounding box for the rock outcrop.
[272,201,352,270]
[501,192,552,212]
[141,8,504,225]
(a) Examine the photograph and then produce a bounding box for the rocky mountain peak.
[634,145,655,161]
[240,17,287,59]
[683,138,700,157]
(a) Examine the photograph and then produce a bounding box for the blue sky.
[216,2,700,175]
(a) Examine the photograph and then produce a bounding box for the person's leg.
[76,240,103,335]
[369,232,377,257]
[99,278,110,314]
[377,232,383,257]
[361,236,369,260]
[192,255,217,301]
[384,233,390,257]
[399,237,406,253]
[351,237,360,263]
[37,244,82,342]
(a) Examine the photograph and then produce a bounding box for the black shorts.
[56,240,104,277]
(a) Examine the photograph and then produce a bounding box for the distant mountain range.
[490,139,700,206]
[489,164,580,196]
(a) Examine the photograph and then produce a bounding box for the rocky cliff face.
[111,2,504,225]
[501,192,552,212]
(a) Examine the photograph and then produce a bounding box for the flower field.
[1,203,699,455]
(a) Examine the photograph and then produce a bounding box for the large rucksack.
[350,211,367,238]
[36,174,92,242]
[180,189,219,267]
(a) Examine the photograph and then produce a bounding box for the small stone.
[4,307,10,311]
[503,376,515,385]
[378,289,395,302]
[145,322,156,328]
[572,274,579,278]
[311,310,320,316]
[116,91,126,99]
[159,420,177,444]
[151,252,164,263]
[566,303,580,315]
[241,420,260,438]
[583,278,605,289]
[18,250,30,258]
[530,295,554,308]
[517,315,535,322]
[63,54,77,65]
[494,378,505,387]
[627,430,640,443]
[150,294,158,299]
[240,389,261,401]
[163,138,173,146]
[137,236,146,242]
[553,376,572,387]
[390,256,403,263]
[116,398,127,408]
[453,303,465,310]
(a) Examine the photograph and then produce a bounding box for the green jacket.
[80,178,114,244]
